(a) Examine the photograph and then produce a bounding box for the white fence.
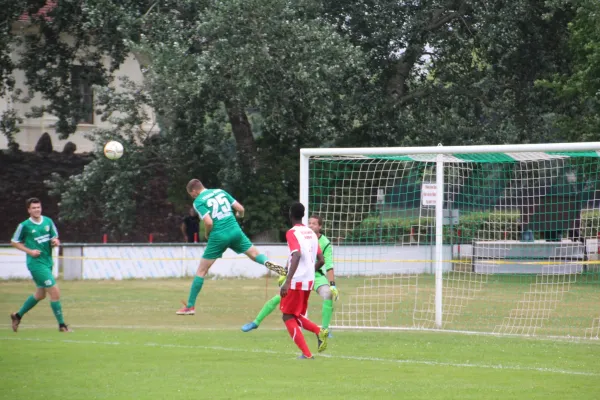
[1,240,595,281]
[0,247,59,279]
[1,243,451,280]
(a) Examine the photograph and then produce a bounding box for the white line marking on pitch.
[2,324,597,345]
[0,336,597,377]
[0,323,284,331]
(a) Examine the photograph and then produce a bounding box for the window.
[71,66,94,124]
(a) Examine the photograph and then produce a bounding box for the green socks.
[50,301,65,325]
[321,299,334,329]
[17,295,39,318]
[187,276,205,308]
[254,295,281,326]
[255,254,268,265]
[17,296,66,326]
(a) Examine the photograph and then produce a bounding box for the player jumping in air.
[10,198,71,332]
[241,214,339,335]
[279,202,329,359]
[176,179,286,315]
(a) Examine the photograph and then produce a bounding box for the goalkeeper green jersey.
[193,188,239,234]
[11,216,58,271]
[316,234,333,277]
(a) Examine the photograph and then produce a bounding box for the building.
[0,1,157,153]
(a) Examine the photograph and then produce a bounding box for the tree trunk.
[224,101,259,173]
[386,3,468,103]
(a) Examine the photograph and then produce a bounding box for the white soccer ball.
[103,140,124,160]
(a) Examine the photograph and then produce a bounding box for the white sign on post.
[377,188,385,205]
[421,183,437,206]
[443,209,460,225]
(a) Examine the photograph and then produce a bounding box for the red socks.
[297,315,321,335]
[284,318,312,357]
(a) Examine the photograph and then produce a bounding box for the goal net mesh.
[307,151,600,338]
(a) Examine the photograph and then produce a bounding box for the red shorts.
[280,289,311,316]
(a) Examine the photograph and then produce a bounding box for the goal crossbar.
[300,142,600,157]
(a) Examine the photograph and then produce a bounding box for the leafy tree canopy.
[2,0,595,239]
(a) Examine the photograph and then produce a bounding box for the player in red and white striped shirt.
[280,202,329,359]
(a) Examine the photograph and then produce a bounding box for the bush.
[344,209,600,244]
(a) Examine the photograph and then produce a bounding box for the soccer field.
[1,279,599,400]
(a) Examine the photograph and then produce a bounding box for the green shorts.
[314,274,329,292]
[202,228,253,260]
[30,267,56,288]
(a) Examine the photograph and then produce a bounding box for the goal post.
[435,152,444,328]
[300,142,600,339]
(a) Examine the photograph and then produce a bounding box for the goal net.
[301,144,600,339]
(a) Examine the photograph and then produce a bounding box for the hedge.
[343,210,600,244]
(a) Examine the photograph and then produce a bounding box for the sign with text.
[421,182,437,206]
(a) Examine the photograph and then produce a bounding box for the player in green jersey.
[10,198,71,332]
[241,214,339,334]
[176,179,286,315]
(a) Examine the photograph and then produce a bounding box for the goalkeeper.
[241,215,338,333]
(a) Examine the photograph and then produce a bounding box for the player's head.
[189,207,197,216]
[308,214,323,234]
[186,179,205,199]
[289,202,305,223]
[26,197,42,218]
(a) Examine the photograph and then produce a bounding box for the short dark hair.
[309,214,323,225]
[26,197,41,208]
[186,179,204,192]
[290,202,305,219]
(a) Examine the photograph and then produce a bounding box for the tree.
[45,78,175,240]
[0,1,44,150]
[6,0,585,240]
[1,0,157,141]
[43,0,366,239]
[130,0,366,237]
[540,0,600,141]
[323,0,575,147]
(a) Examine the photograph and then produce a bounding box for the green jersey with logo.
[193,188,239,234]
[11,216,58,271]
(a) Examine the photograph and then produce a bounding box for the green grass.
[1,278,599,399]
[322,272,600,337]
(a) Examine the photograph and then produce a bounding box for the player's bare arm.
[51,237,60,247]
[232,201,245,218]
[315,251,325,271]
[281,251,301,298]
[11,241,40,257]
[202,214,213,240]
[326,268,334,283]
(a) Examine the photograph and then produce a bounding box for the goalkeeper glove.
[278,275,287,287]
[329,282,339,301]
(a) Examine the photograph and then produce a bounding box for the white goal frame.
[300,142,600,330]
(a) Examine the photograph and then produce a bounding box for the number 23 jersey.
[193,188,239,234]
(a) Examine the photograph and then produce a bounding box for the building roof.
[18,0,57,22]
